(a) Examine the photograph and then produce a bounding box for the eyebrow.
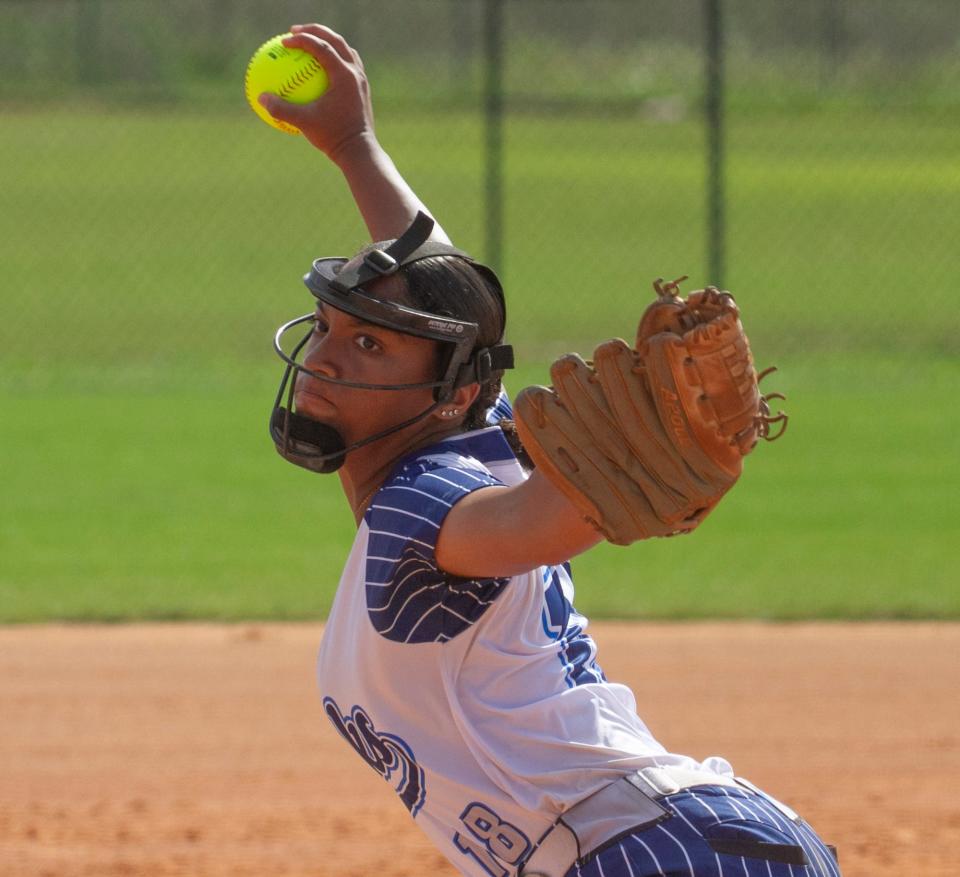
[314,301,422,347]
[315,300,378,330]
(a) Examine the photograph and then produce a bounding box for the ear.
[434,382,481,422]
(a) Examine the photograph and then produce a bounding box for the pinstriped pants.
[568,784,841,877]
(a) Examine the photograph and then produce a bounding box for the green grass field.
[2,356,957,623]
[1,105,958,622]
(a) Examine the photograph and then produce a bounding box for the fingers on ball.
[285,25,354,66]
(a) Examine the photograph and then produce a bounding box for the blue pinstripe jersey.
[315,396,706,877]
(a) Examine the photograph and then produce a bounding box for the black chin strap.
[270,397,444,474]
[270,408,347,474]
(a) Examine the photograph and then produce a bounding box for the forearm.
[333,133,450,245]
[258,26,450,247]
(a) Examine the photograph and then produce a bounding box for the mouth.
[293,384,335,419]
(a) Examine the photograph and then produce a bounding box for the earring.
[442,408,460,418]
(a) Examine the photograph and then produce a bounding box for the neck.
[341,419,470,524]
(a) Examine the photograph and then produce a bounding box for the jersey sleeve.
[485,387,513,425]
[363,458,511,644]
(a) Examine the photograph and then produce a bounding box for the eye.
[312,317,329,335]
[356,334,381,353]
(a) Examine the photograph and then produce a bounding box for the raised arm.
[257,24,451,245]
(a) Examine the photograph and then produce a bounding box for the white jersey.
[316,418,711,877]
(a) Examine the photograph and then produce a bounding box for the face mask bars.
[270,312,461,472]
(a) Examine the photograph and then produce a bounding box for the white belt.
[520,765,742,877]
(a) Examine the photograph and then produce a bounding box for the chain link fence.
[1,0,958,383]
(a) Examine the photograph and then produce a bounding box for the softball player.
[260,25,842,877]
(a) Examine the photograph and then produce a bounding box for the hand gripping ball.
[244,33,329,135]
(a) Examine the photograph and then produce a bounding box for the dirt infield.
[1,623,957,877]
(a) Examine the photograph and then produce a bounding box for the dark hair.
[400,255,505,429]
[359,246,530,465]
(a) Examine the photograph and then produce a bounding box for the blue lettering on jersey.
[541,564,606,687]
[454,802,531,877]
[323,697,426,816]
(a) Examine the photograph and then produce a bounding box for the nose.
[300,326,339,381]
[293,338,341,409]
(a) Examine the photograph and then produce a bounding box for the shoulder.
[367,426,523,529]
[359,428,523,645]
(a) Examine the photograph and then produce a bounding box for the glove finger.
[592,339,718,504]
[635,277,693,342]
[636,299,688,342]
[551,352,701,525]
[681,311,762,452]
[644,334,743,481]
[513,384,681,544]
[684,287,737,321]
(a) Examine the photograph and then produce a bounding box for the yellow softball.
[244,33,329,135]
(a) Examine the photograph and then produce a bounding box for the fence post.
[483,0,504,278]
[704,0,725,286]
